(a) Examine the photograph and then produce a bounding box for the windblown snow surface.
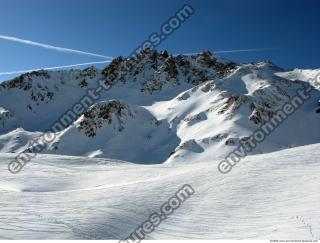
[0,144,319,240]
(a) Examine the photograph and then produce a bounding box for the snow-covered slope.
[0,144,319,239]
[0,49,319,164]
[46,100,180,163]
[0,68,104,133]
[275,68,320,90]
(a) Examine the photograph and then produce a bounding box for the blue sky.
[0,0,319,82]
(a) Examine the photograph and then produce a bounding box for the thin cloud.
[0,34,114,59]
[0,60,112,76]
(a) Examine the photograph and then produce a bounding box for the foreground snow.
[0,143,319,240]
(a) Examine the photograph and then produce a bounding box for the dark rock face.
[101,57,125,85]
[225,138,235,146]
[78,100,134,138]
[0,70,55,109]
[79,67,98,79]
[101,49,237,93]
[218,95,249,115]
[0,71,50,91]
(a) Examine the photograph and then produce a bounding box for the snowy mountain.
[0,49,319,164]
[0,49,320,240]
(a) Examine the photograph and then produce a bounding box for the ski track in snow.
[0,144,319,239]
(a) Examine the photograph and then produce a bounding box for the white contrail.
[214,48,274,54]
[0,34,114,59]
[178,48,274,56]
[0,60,112,76]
